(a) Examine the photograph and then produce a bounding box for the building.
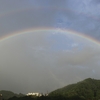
[26,92,48,97]
[26,93,41,96]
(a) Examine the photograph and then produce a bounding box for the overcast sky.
[0,0,100,94]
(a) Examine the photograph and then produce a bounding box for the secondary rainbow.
[0,27,100,46]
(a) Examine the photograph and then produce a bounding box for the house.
[26,92,48,97]
[26,93,41,96]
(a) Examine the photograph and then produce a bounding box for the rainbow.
[0,28,100,46]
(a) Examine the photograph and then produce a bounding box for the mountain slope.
[0,90,24,99]
[49,78,100,99]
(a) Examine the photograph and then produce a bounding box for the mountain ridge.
[49,78,100,99]
[0,90,24,99]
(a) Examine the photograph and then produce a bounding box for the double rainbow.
[0,28,100,46]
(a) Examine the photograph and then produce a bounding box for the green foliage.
[49,78,100,100]
[2,78,100,100]
[0,90,24,100]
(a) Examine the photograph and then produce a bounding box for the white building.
[26,93,41,96]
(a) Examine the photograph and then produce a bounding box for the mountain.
[49,78,100,100]
[0,90,24,99]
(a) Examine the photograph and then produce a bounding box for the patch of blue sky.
[54,9,100,41]
[54,13,72,29]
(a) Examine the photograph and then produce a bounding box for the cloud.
[0,0,100,40]
[54,0,100,40]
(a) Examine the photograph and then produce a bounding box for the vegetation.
[1,78,100,100]
[0,90,24,100]
[49,78,100,100]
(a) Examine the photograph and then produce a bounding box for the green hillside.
[49,78,100,100]
[0,90,24,100]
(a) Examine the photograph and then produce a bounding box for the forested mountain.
[49,78,100,100]
[0,90,24,99]
[1,78,100,100]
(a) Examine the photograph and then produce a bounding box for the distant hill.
[0,90,24,99]
[49,78,100,100]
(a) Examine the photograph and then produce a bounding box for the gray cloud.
[55,0,100,40]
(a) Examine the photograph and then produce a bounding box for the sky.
[0,0,100,94]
